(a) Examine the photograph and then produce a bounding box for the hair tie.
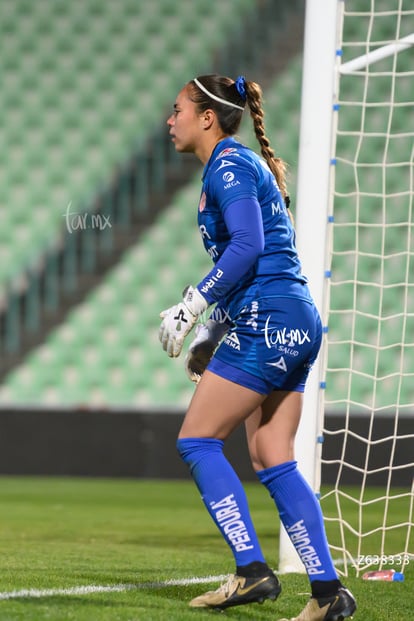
[235,76,247,101]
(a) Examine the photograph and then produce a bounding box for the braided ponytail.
[188,74,291,215]
[244,80,290,207]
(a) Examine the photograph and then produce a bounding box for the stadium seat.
[0,6,411,412]
[0,0,257,295]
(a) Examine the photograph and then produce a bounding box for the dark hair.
[188,74,288,202]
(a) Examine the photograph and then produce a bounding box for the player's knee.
[176,437,224,466]
[250,455,265,472]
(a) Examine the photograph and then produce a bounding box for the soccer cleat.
[189,570,281,609]
[278,586,357,621]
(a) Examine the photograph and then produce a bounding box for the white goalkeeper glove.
[184,318,229,383]
[159,286,209,358]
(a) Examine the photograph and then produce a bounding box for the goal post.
[278,0,340,573]
[339,32,414,75]
[279,0,414,575]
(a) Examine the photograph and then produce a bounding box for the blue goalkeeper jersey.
[196,137,311,316]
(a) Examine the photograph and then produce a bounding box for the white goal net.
[320,0,414,576]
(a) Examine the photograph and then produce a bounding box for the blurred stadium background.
[0,0,411,482]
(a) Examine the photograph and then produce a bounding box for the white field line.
[0,575,228,601]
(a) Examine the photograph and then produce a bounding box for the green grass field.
[0,477,412,620]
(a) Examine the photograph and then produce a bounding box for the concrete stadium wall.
[0,408,412,486]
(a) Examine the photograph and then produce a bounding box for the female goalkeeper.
[159,74,356,621]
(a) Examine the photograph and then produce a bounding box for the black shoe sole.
[328,602,357,621]
[214,583,282,610]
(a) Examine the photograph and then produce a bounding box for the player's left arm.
[159,157,263,358]
[158,196,264,358]
[197,196,265,303]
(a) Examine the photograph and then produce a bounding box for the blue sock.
[177,437,266,568]
[257,461,338,582]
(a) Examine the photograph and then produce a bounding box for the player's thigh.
[178,369,266,440]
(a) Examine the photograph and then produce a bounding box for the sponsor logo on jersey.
[207,245,219,259]
[199,191,206,212]
[271,201,285,216]
[215,147,238,159]
[215,159,237,171]
[199,223,211,240]
[262,315,311,355]
[224,331,241,350]
[246,300,259,331]
[222,170,241,190]
[200,268,223,294]
[223,171,235,183]
[266,356,288,372]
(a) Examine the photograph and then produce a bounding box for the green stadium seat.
[0,3,411,411]
[0,0,259,295]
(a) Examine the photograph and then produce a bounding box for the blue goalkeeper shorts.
[207,295,322,394]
